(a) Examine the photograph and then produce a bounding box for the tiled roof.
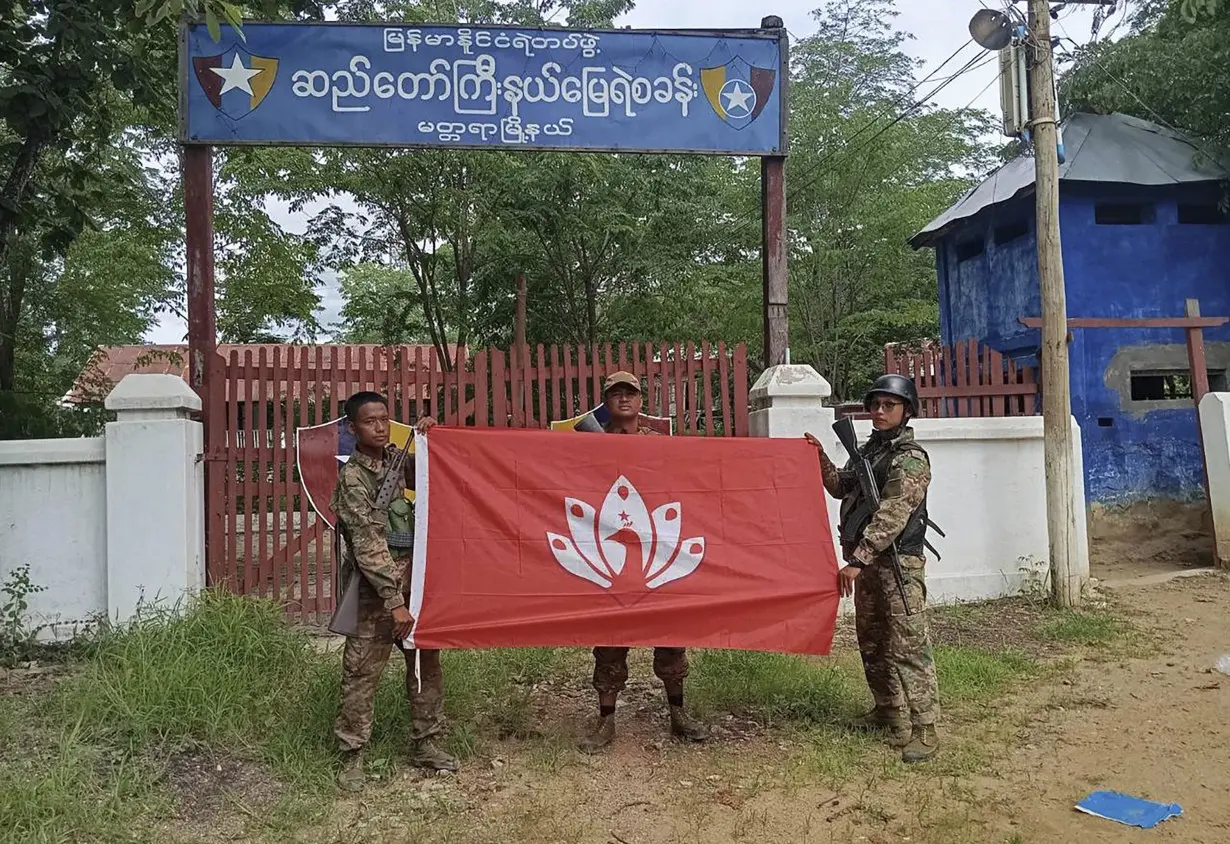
[66,343,462,405]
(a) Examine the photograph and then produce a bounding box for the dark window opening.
[994,220,1029,245]
[1178,203,1229,224]
[1097,417,1114,427]
[1095,203,1152,225]
[1129,369,1228,401]
[955,238,985,262]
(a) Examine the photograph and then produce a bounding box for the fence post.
[104,374,206,624]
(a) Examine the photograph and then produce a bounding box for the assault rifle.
[328,436,413,638]
[830,417,945,616]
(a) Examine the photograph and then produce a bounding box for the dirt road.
[974,573,1230,843]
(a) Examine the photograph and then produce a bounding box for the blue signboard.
[179,22,786,155]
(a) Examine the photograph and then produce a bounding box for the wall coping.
[0,438,105,466]
[845,415,1057,442]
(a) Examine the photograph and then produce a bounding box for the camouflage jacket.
[330,444,407,611]
[603,423,660,436]
[819,426,931,565]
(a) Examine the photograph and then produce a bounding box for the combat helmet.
[863,374,919,417]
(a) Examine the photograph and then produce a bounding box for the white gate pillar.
[104,374,205,623]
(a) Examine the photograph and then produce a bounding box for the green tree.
[783,0,996,398]
[1062,0,1230,159]
[1,0,325,435]
[332,263,433,343]
[0,132,181,437]
[477,152,749,348]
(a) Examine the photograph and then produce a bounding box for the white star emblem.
[210,54,263,96]
[722,81,755,115]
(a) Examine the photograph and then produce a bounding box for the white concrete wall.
[1198,392,1230,568]
[751,364,1090,606]
[0,439,108,638]
[828,416,1090,604]
[0,374,205,640]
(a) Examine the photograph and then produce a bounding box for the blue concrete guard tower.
[909,113,1230,504]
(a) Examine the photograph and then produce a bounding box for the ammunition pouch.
[386,496,414,550]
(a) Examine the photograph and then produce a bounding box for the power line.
[687,45,1001,265]
[1054,20,1229,174]
[705,45,993,252]
[777,48,996,224]
[794,65,1006,213]
[833,39,981,160]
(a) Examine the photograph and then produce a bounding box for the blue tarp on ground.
[1076,790,1183,829]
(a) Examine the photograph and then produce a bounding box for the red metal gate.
[884,339,1040,418]
[204,341,749,620]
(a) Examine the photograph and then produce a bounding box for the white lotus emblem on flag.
[547,475,705,590]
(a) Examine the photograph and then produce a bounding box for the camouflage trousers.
[853,555,939,727]
[592,647,689,695]
[334,637,445,752]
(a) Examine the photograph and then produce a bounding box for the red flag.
[408,428,839,655]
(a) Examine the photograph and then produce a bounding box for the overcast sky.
[147,1,1109,344]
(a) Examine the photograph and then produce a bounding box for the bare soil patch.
[348,575,1227,844]
[160,748,284,820]
[9,516,1228,844]
[1090,499,1216,581]
[248,579,1230,844]
[954,573,1230,843]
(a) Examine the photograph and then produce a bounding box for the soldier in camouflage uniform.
[805,374,940,763]
[331,391,458,791]
[578,371,710,753]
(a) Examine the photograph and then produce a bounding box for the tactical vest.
[838,428,929,558]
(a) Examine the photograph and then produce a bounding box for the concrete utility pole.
[1027,0,1081,607]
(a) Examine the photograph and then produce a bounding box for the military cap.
[602,371,642,395]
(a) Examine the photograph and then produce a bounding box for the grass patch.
[790,725,880,782]
[59,592,310,747]
[44,592,568,790]
[688,644,1038,731]
[687,650,866,726]
[935,645,1036,707]
[0,592,577,839]
[443,646,567,736]
[57,591,345,786]
[0,590,1077,842]
[1035,609,1126,647]
[0,712,170,844]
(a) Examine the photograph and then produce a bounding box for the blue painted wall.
[931,182,1230,503]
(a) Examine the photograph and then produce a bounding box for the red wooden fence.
[203,341,749,620]
[883,339,1040,418]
